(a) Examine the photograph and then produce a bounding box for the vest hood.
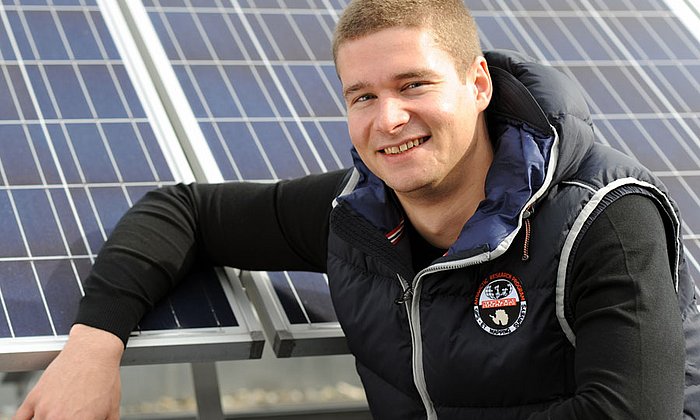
[485,50,596,184]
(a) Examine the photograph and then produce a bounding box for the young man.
[15,0,700,418]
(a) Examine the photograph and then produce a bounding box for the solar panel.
[114,0,700,357]
[0,0,262,372]
[1,0,698,363]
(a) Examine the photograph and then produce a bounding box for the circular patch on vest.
[473,272,527,336]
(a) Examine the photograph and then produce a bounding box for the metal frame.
[240,270,348,358]
[0,268,264,372]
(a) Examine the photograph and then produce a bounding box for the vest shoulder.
[562,143,662,191]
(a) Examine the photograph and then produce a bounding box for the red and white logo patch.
[473,272,527,336]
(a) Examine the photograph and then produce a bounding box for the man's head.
[335,25,493,202]
[332,0,482,77]
[333,0,493,205]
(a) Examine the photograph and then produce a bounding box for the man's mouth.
[382,136,430,155]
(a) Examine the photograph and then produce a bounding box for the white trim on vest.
[556,177,681,346]
[332,168,360,208]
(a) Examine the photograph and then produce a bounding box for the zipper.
[397,253,491,420]
[522,205,533,261]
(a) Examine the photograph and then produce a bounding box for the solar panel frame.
[241,271,347,357]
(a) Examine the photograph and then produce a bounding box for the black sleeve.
[74,170,348,345]
[529,194,685,419]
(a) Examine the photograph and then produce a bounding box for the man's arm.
[529,194,686,419]
[14,169,348,419]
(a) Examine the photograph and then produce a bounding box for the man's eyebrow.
[343,81,370,99]
[393,69,438,81]
[342,70,439,99]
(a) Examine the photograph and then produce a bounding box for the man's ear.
[472,56,492,112]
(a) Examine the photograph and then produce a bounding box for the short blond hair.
[332,0,482,74]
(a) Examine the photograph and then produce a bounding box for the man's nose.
[374,97,409,134]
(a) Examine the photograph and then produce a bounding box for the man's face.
[336,27,491,198]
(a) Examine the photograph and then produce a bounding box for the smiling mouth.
[382,136,430,155]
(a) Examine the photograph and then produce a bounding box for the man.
[15,0,700,418]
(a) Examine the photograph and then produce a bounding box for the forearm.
[75,184,205,344]
[75,170,347,345]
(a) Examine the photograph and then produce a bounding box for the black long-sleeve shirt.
[75,171,685,418]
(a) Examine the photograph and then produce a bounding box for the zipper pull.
[394,274,413,305]
[395,287,413,305]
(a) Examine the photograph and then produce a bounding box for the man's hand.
[13,324,124,420]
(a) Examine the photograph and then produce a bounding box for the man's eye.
[354,94,373,104]
[404,82,426,90]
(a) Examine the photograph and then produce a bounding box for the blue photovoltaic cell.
[140,0,700,330]
[0,1,238,341]
[0,261,54,337]
[139,267,238,332]
[35,259,83,335]
[268,271,337,325]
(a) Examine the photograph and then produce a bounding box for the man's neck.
[396,131,493,249]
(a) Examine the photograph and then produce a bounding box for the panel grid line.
[7,1,112,258]
[587,0,700,148]
[275,0,347,168]
[150,0,258,179]
[0,117,152,124]
[210,0,289,178]
[180,0,250,180]
[230,0,325,174]
[518,0,699,175]
[230,0,319,175]
[557,0,700,203]
[0,3,97,307]
[273,0,345,115]
[78,0,163,183]
[530,0,700,176]
[182,0,262,179]
[0,181,172,189]
[483,0,700,254]
[0,255,96,262]
[650,0,700,55]
[304,0,347,168]
[46,2,136,204]
[0,136,56,337]
[572,0,700,229]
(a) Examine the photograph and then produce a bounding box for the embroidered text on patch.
[473,272,527,336]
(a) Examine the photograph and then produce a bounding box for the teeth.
[384,137,427,155]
